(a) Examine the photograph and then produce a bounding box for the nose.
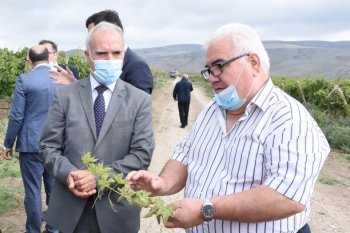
[208,73,220,82]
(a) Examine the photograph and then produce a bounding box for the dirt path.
[0,77,349,233]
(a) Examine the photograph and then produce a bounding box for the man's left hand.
[165,198,205,229]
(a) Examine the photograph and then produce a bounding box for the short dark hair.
[29,47,49,63]
[38,40,58,52]
[86,10,124,31]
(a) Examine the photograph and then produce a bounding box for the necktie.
[94,85,108,137]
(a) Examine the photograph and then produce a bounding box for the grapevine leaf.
[81,152,98,164]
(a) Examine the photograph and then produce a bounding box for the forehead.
[206,37,234,64]
[90,29,123,50]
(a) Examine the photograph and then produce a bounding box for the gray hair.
[205,23,270,74]
[85,21,124,53]
[182,74,189,80]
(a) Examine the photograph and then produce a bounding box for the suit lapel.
[95,79,126,148]
[78,78,97,141]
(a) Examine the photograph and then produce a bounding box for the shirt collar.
[89,74,117,93]
[248,78,275,112]
[34,63,50,70]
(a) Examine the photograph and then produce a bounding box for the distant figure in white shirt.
[127,23,330,233]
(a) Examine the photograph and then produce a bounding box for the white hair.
[85,21,124,53]
[205,23,270,74]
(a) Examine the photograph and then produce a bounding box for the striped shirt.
[171,78,330,233]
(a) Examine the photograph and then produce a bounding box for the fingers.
[2,150,13,160]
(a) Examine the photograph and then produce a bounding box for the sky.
[1,0,350,51]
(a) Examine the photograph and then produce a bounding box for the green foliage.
[0,48,91,100]
[151,69,170,91]
[57,50,91,78]
[82,152,175,224]
[0,47,29,99]
[0,185,21,215]
[0,158,21,178]
[189,73,214,98]
[319,176,344,186]
[272,77,350,117]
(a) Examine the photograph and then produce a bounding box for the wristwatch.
[201,198,215,221]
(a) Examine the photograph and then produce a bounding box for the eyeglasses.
[201,53,250,80]
[48,51,57,54]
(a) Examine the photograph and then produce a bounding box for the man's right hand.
[2,148,13,160]
[49,65,77,85]
[67,170,97,198]
[127,170,166,196]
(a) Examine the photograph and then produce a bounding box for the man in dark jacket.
[173,74,193,128]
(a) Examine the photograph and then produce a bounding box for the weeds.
[319,176,344,186]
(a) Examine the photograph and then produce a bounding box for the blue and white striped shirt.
[171,78,330,233]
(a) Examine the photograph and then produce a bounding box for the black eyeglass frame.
[201,53,250,80]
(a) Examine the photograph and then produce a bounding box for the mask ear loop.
[233,56,248,87]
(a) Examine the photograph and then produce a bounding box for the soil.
[0,77,349,233]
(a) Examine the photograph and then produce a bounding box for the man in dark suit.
[2,45,58,233]
[39,40,80,80]
[50,10,154,94]
[173,74,193,128]
[39,22,154,233]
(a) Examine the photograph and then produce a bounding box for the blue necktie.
[94,85,108,137]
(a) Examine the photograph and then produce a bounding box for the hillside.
[65,41,350,78]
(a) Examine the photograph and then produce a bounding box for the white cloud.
[1,0,350,51]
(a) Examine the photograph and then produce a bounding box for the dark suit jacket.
[4,65,58,152]
[121,47,153,94]
[58,64,80,80]
[173,78,193,103]
[39,77,154,233]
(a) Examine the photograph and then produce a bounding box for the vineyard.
[1,47,350,153]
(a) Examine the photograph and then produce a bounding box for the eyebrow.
[204,58,225,68]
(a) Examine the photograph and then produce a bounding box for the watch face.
[202,205,215,218]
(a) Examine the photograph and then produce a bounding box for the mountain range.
[67,41,350,79]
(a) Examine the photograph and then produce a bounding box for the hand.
[165,198,204,229]
[67,170,97,198]
[49,65,76,85]
[127,170,166,196]
[2,148,13,160]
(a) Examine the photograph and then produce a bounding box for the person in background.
[39,40,80,80]
[127,23,330,233]
[49,9,154,94]
[39,22,154,233]
[173,73,193,128]
[2,45,58,233]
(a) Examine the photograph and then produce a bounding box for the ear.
[84,50,90,60]
[248,53,261,77]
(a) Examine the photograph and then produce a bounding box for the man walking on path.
[173,74,193,128]
[2,45,58,233]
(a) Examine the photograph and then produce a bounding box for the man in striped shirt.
[128,23,330,233]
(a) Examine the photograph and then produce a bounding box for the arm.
[164,185,304,229]
[173,84,178,101]
[3,76,26,152]
[125,60,153,94]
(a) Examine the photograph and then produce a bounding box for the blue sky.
[1,0,350,51]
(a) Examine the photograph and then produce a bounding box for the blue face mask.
[48,60,54,68]
[214,58,255,111]
[93,59,123,85]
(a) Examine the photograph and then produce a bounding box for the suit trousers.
[19,152,58,233]
[73,202,100,233]
[178,102,190,127]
